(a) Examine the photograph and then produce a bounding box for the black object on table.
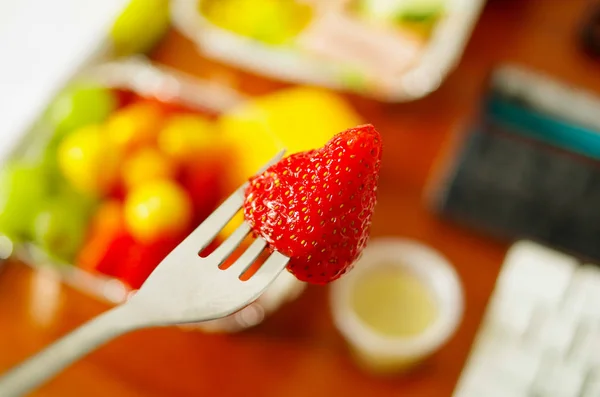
[580,2,600,58]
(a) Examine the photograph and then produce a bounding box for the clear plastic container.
[171,0,485,102]
[6,57,306,333]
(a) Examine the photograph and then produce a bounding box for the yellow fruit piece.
[57,125,121,196]
[219,87,363,189]
[122,147,177,190]
[201,0,312,45]
[105,102,163,153]
[158,114,216,162]
[110,0,170,56]
[124,180,192,243]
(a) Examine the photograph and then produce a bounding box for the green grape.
[40,139,63,190]
[0,161,50,240]
[356,0,444,24]
[32,192,95,262]
[110,0,170,56]
[47,84,117,138]
[396,0,445,22]
[57,182,99,218]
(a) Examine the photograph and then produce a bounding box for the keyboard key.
[490,343,541,387]
[580,367,600,397]
[487,294,537,337]
[525,307,578,357]
[454,380,531,397]
[562,265,600,321]
[454,360,536,397]
[532,354,585,397]
[466,333,542,388]
[496,240,576,305]
[568,321,600,368]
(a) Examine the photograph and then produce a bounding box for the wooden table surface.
[1,0,599,396]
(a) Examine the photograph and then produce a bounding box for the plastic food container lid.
[330,237,464,369]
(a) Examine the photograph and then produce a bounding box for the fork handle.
[0,303,143,397]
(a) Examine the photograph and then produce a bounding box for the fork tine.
[183,185,246,253]
[248,251,290,283]
[180,149,286,253]
[228,238,267,276]
[211,221,251,264]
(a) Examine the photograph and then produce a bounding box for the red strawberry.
[243,124,382,284]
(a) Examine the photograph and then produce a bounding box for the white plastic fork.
[0,150,290,397]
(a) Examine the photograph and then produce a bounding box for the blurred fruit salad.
[0,79,362,292]
[0,83,229,290]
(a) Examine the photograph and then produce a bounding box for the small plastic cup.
[330,237,464,374]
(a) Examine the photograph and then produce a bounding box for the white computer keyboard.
[453,240,600,397]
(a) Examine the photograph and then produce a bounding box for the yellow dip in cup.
[351,266,439,338]
[330,238,464,374]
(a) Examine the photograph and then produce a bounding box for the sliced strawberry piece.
[243,124,382,284]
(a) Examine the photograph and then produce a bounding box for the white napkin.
[0,0,128,163]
